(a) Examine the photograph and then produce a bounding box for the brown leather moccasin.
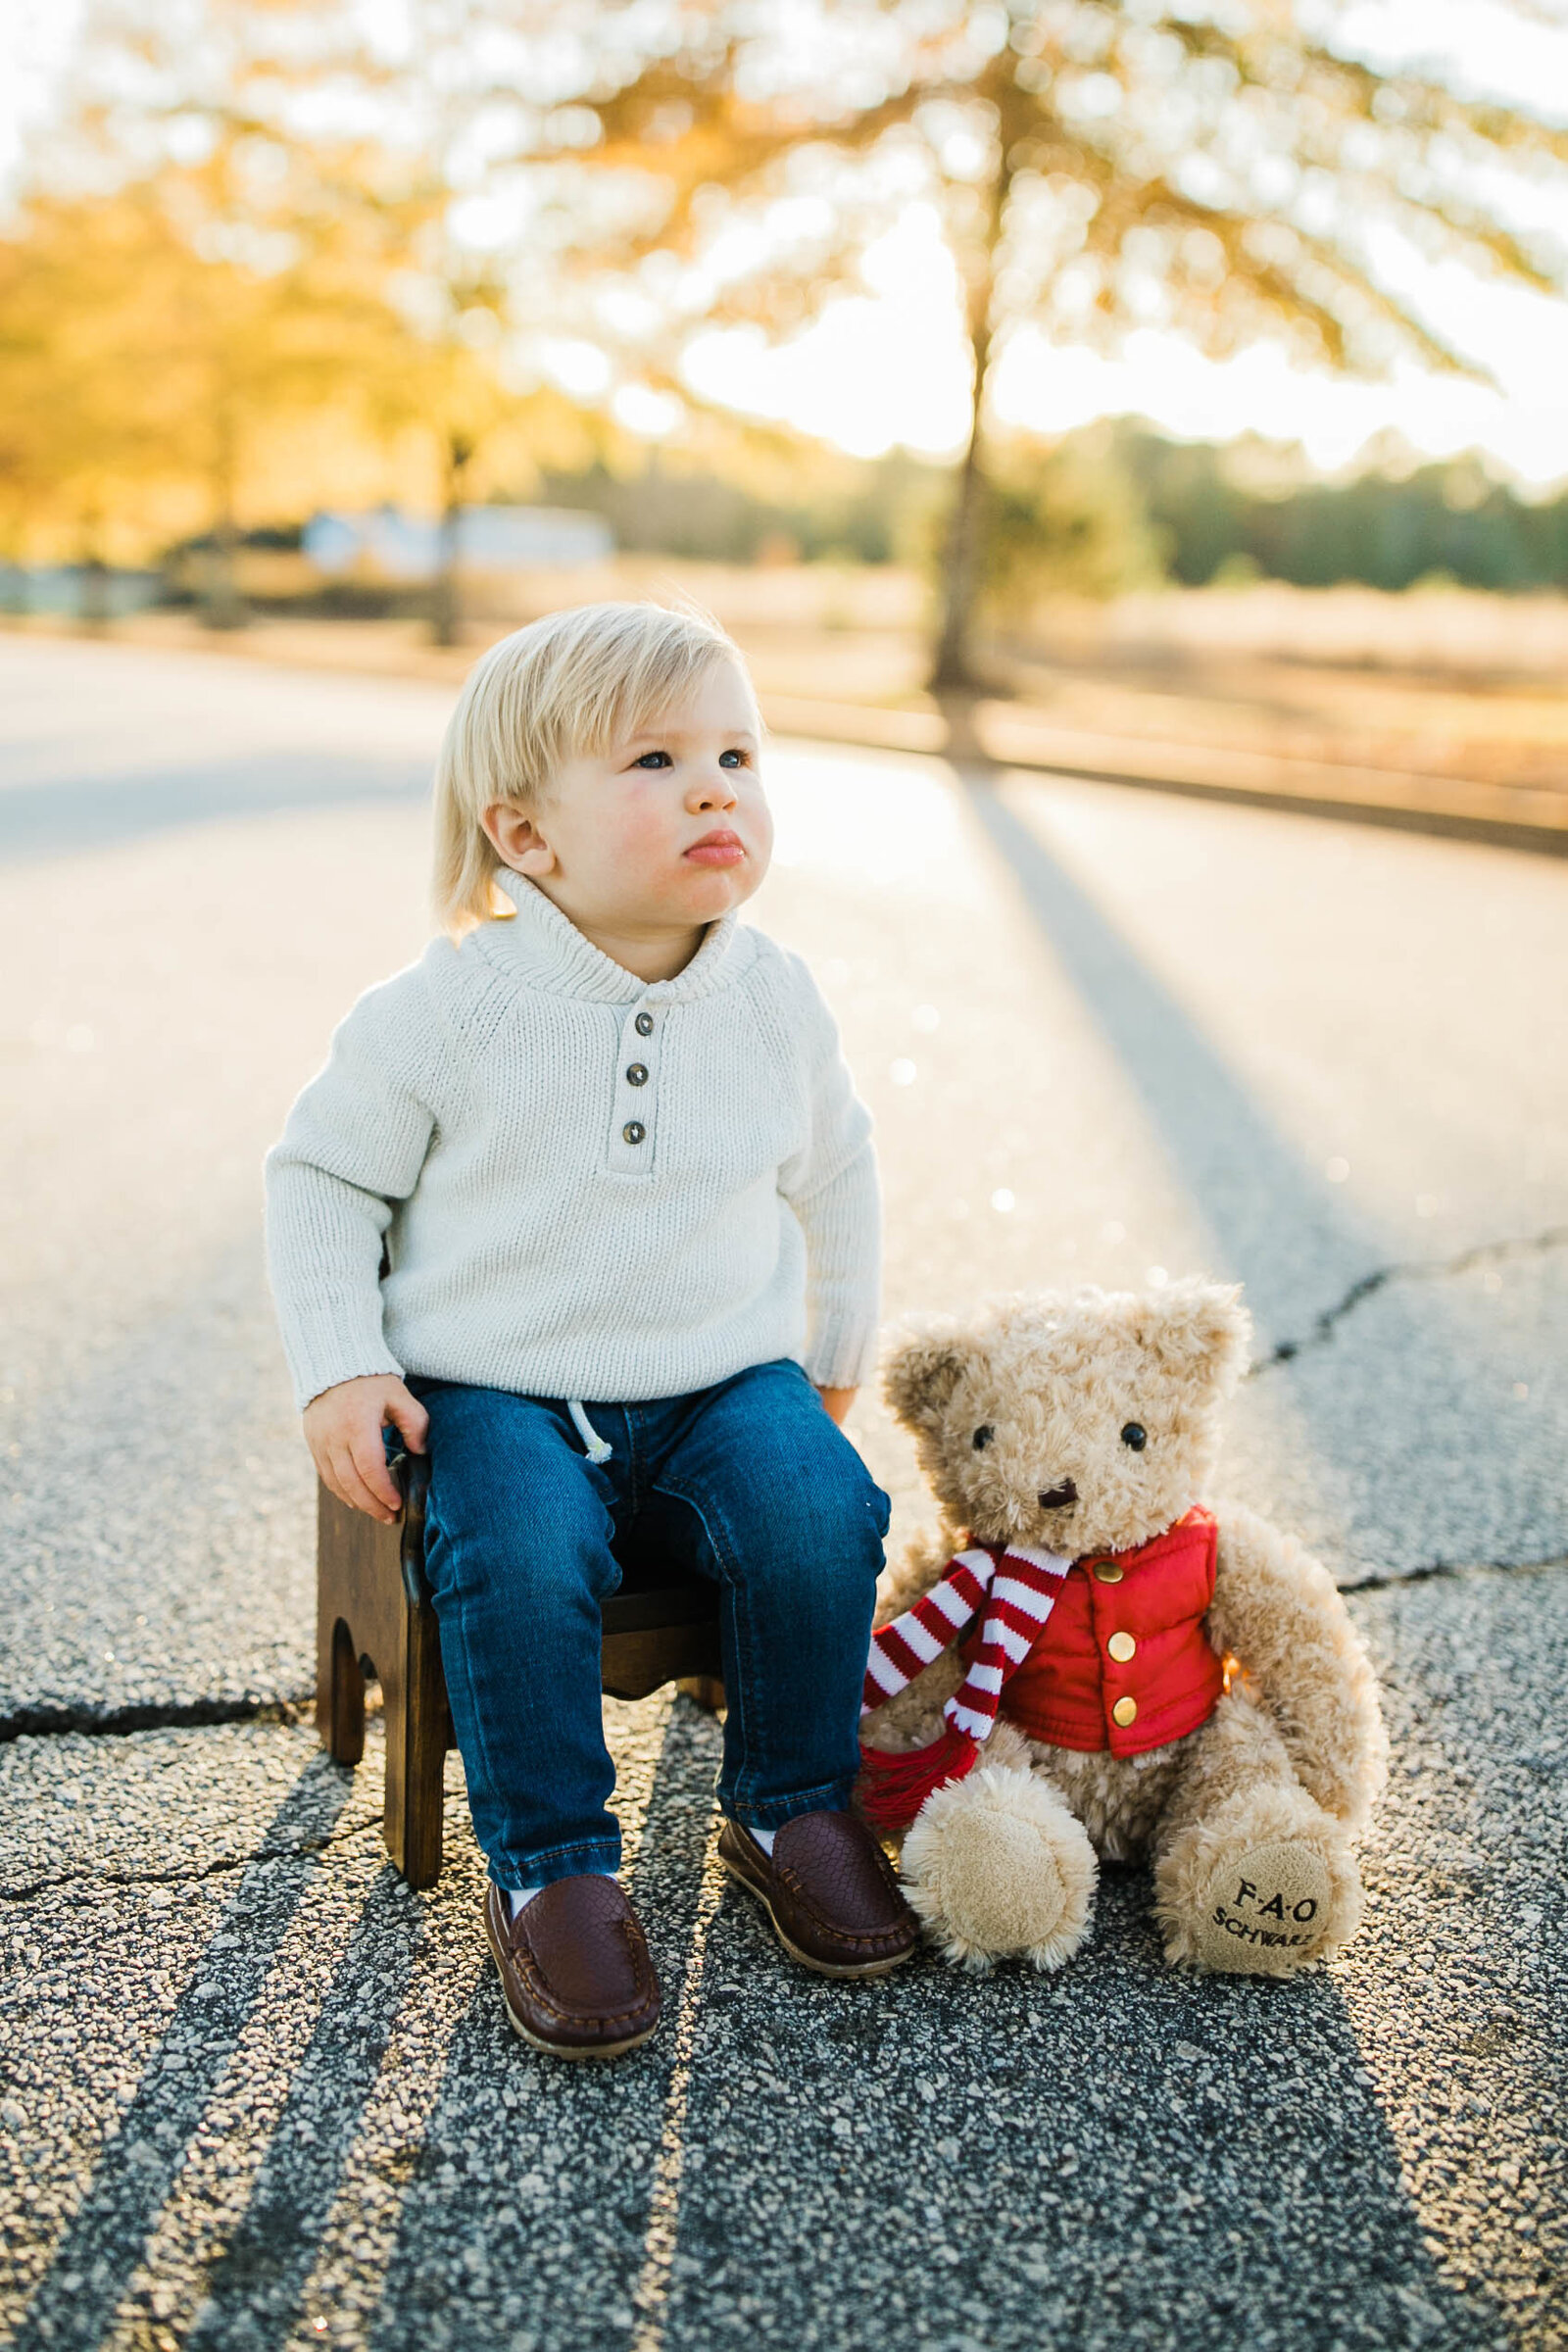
[483,1877,662,2059]
[717,1812,919,1978]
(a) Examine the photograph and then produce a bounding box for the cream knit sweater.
[264,870,881,1412]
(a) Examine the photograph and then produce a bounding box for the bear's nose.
[1038,1480,1078,1510]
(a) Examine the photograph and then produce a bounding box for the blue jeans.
[406,1358,891,1891]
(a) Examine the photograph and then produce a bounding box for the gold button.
[1093,1560,1124,1585]
[1107,1631,1137,1663]
[1112,1695,1138,1728]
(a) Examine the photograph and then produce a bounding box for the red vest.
[961,1506,1223,1759]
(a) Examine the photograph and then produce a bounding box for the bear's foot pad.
[1193,1839,1333,1976]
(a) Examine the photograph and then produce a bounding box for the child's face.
[484,660,771,939]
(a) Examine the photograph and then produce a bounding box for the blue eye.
[634,750,672,769]
[719,748,747,767]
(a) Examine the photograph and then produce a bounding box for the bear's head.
[881,1280,1251,1558]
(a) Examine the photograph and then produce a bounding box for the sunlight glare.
[762,747,985,907]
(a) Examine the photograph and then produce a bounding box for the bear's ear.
[880,1319,979,1431]
[1134,1279,1251,1400]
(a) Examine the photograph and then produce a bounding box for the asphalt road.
[1,631,1565,2350]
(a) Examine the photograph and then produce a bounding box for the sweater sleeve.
[263,963,448,1411]
[776,958,882,1392]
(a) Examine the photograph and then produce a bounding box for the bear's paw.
[901,1764,1097,1973]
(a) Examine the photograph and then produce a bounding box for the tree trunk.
[927,330,996,696]
[78,507,110,633]
[430,431,473,648]
[79,557,112,632]
[928,155,1013,699]
[201,410,247,630]
[201,509,246,630]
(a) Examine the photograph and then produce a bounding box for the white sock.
[506,1868,617,1918]
[749,1827,777,1856]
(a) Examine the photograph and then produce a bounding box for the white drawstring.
[566,1397,613,1463]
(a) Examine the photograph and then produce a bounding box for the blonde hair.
[432,600,756,933]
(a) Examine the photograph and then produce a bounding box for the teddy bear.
[857,1279,1387,1978]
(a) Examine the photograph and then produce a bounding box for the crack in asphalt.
[4,1219,1563,1759]
[1341,1550,1568,1597]
[1248,1224,1568,1376]
[0,1812,387,1905]
[1,1563,1563,1902]
[0,1692,316,1748]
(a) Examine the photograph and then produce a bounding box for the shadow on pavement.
[355,1698,1508,2352]
[961,775,1553,1583]
[0,753,430,862]
[662,1868,1512,2352]
[9,1755,357,2352]
[358,1697,723,2351]
[178,1865,420,2352]
[964,774,1382,1344]
[8,1696,1521,2350]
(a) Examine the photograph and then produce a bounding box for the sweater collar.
[480,868,752,1004]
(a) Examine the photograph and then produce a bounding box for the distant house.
[302,505,612,580]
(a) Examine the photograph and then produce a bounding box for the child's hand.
[815,1385,857,1428]
[303,1374,429,1524]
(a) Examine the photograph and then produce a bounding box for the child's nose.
[691,769,739,809]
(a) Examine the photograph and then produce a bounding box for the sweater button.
[625,1062,649,1086]
[622,1121,646,1145]
[1107,1631,1136,1663]
[1093,1560,1124,1584]
[635,1010,655,1036]
[1111,1695,1138,1728]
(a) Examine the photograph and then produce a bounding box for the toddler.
[265,602,916,2057]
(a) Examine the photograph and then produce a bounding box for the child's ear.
[880,1319,980,1432]
[483,803,556,876]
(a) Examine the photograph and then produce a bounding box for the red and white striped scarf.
[858,1540,1072,1831]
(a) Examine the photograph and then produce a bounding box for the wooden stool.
[316,1448,724,1888]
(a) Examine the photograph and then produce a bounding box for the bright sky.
[676,0,1568,482]
[7,0,1568,484]
[675,206,1568,480]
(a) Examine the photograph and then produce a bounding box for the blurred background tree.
[339,0,612,640]
[1120,427,1568,594]
[0,3,420,621]
[570,0,1568,688]
[0,190,181,622]
[980,425,1167,610]
[4,0,1568,659]
[0,0,607,634]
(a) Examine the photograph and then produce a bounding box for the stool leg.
[382,1598,447,1890]
[320,1618,367,1767]
[676,1675,726,1714]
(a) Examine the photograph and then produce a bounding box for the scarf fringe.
[858,1724,980,1833]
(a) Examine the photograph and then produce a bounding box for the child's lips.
[684,832,746,867]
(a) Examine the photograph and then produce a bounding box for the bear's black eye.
[972,1426,995,1450]
[1121,1422,1148,1451]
